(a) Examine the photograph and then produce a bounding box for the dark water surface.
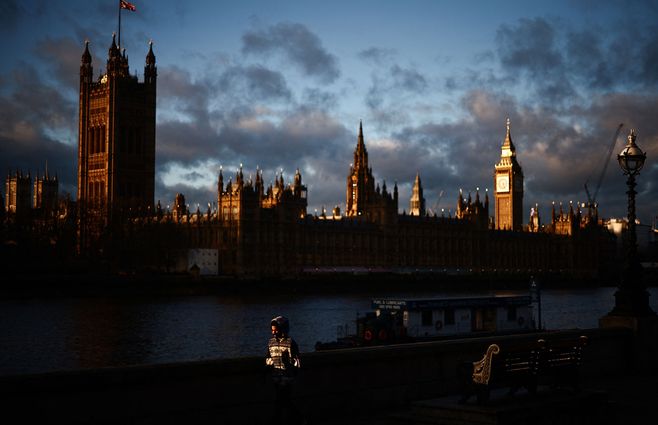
[1,287,657,376]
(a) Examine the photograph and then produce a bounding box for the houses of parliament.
[3,36,615,280]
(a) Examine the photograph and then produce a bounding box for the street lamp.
[609,129,654,316]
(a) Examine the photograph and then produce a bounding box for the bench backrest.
[537,335,588,371]
[472,336,588,385]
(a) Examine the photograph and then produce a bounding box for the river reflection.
[1,287,656,375]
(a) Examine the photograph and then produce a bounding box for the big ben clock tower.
[494,118,523,230]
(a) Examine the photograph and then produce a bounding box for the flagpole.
[118,1,122,49]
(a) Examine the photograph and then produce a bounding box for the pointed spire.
[144,40,157,84]
[109,32,119,58]
[357,121,365,148]
[82,40,92,64]
[501,117,516,157]
[146,40,156,65]
[354,120,368,166]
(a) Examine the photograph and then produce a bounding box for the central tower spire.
[354,120,368,169]
[347,121,374,217]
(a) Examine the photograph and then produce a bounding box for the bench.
[460,335,588,403]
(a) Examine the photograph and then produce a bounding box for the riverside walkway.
[316,371,658,425]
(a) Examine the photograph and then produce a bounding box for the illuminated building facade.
[77,36,156,247]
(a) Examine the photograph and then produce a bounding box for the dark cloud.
[390,65,427,93]
[9,65,76,134]
[155,62,292,165]
[219,65,291,101]
[241,22,340,83]
[363,64,429,129]
[0,65,76,194]
[156,120,219,165]
[495,17,575,103]
[181,171,205,181]
[34,36,84,90]
[496,17,563,76]
[494,15,658,101]
[565,30,611,89]
[302,88,338,110]
[638,29,658,86]
[214,108,348,164]
[358,47,396,65]
[0,0,23,31]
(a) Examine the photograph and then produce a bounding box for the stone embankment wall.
[0,328,631,424]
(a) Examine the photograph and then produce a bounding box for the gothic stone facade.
[77,36,156,249]
[116,123,613,280]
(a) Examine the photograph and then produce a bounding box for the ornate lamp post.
[608,129,654,316]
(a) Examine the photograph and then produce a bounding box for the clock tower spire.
[494,118,524,230]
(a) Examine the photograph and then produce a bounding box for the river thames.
[1,286,657,376]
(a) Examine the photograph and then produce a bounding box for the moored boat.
[315,295,536,350]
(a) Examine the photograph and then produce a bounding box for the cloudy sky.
[2,0,657,223]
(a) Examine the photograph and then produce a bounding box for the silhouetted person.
[266,315,301,425]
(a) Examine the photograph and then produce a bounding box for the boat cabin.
[372,296,534,338]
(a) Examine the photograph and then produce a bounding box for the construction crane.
[584,123,624,213]
[427,190,444,216]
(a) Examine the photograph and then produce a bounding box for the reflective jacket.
[266,336,300,378]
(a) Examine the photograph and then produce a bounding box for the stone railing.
[0,328,632,424]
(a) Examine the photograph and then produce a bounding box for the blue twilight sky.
[1,0,657,223]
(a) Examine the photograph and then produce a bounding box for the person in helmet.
[265,315,301,424]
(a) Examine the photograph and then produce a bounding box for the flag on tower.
[120,0,136,12]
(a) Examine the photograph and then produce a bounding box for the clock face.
[496,175,509,193]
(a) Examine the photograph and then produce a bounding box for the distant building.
[5,171,32,219]
[33,171,59,218]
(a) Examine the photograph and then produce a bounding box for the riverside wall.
[0,328,632,425]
